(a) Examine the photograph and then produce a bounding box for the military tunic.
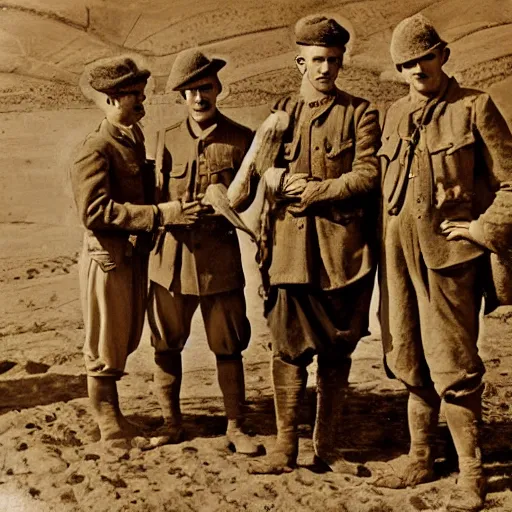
[71,119,157,377]
[147,113,253,356]
[379,77,512,398]
[265,88,381,362]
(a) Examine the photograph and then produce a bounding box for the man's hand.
[286,180,320,215]
[440,220,479,243]
[282,174,308,197]
[158,200,204,226]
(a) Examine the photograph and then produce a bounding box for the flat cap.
[295,15,350,48]
[88,56,150,94]
[391,14,446,67]
[167,48,226,91]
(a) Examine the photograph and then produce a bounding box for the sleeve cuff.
[469,220,491,250]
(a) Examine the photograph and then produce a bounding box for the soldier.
[376,14,512,511]
[147,49,258,455]
[71,56,189,442]
[248,15,381,474]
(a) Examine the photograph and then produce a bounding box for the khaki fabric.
[149,113,253,295]
[72,118,156,378]
[267,91,381,290]
[379,179,485,398]
[266,272,374,363]
[79,246,148,378]
[147,281,251,356]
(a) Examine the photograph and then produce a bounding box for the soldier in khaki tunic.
[376,14,512,511]
[71,57,193,441]
[249,15,381,474]
[147,49,258,455]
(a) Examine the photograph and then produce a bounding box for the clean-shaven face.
[183,75,220,125]
[400,48,448,96]
[296,45,344,93]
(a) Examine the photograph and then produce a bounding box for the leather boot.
[152,351,184,444]
[248,356,307,474]
[313,357,365,475]
[88,376,128,441]
[445,391,486,512]
[372,388,440,488]
[217,358,258,455]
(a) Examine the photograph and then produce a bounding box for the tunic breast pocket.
[324,138,354,178]
[203,155,236,188]
[168,162,188,200]
[429,132,476,190]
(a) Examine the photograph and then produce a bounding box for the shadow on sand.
[130,385,512,491]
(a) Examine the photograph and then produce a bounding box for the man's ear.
[295,55,306,75]
[442,47,451,65]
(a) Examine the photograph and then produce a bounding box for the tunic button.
[315,146,320,151]
[416,197,421,203]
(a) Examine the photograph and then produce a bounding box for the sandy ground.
[0,2,512,510]
[0,104,512,512]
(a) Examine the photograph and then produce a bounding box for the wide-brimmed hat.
[167,48,226,91]
[88,56,151,94]
[391,14,446,67]
[295,15,350,48]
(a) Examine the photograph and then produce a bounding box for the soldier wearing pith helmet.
[146,48,258,454]
[376,14,512,511]
[70,56,187,443]
[247,14,381,475]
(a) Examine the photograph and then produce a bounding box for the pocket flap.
[90,252,117,272]
[207,155,235,175]
[377,134,401,161]
[429,132,475,155]
[325,138,354,159]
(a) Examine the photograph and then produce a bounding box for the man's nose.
[320,61,329,74]
[412,61,424,73]
[194,90,204,102]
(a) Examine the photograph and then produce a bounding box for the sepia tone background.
[0,1,511,510]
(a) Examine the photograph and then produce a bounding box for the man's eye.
[402,61,417,69]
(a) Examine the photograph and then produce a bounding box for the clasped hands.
[263,168,314,214]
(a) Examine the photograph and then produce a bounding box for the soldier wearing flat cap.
[375,14,512,511]
[146,48,258,454]
[70,56,192,442]
[248,14,381,474]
